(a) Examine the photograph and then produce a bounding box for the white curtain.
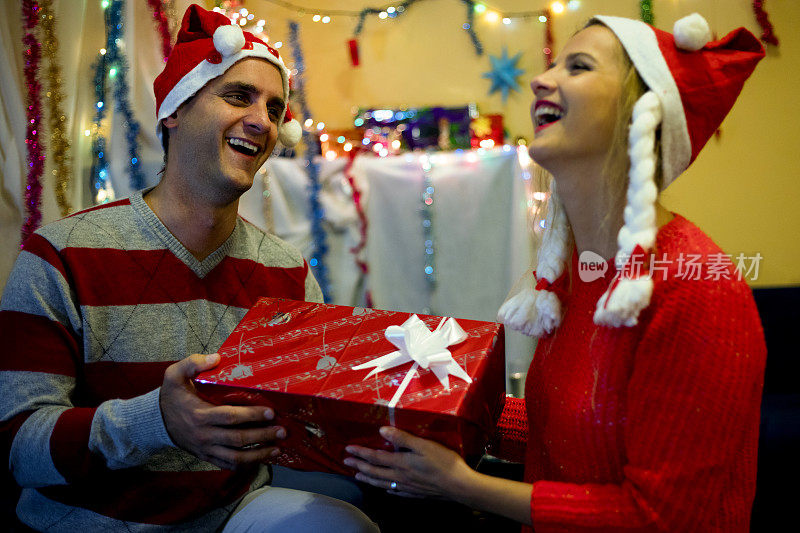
[238,150,537,378]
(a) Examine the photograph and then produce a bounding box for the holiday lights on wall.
[254,0,580,28]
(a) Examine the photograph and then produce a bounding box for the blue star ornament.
[482,48,525,103]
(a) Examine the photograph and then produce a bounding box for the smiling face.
[162,58,285,204]
[528,24,626,176]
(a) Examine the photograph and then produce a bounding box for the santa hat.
[153,4,302,147]
[497,13,764,336]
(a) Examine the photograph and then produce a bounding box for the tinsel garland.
[461,0,484,56]
[289,20,332,302]
[420,154,436,314]
[89,17,111,201]
[343,151,369,276]
[344,151,373,307]
[21,0,45,246]
[106,0,145,191]
[39,0,73,216]
[147,0,173,61]
[752,0,779,46]
[639,0,654,25]
[89,0,145,201]
[351,0,482,57]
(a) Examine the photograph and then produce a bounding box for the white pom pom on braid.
[497,182,571,337]
[594,91,662,327]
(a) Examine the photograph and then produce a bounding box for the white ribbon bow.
[352,315,472,408]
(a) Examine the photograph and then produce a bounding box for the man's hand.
[160,353,285,470]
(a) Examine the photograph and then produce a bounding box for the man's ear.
[162,111,179,129]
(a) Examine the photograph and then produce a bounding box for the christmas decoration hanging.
[147,0,173,61]
[482,48,524,103]
[39,0,72,217]
[752,1,779,46]
[461,0,484,56]
[105,0,146,191]
[89,43,111,203]
[21,0,45,246]
[543,10,554,68]
[343,151,371,308]
[420,154,436,314]
[639,0,654,25]
[289,20,332,302]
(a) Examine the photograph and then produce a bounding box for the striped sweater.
[0,191,323,531]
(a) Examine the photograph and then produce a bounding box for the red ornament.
[348,38,360,67]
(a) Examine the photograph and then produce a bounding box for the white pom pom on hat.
[213,24,246,57]
[673,13,712,51]
[278,118,303,147]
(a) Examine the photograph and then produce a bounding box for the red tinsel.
[343,151,369,276]
[21,0,45,247]
[752,0,779,46]
[147,0,173,62]
[343,150,373,307]
[543,9,554,68]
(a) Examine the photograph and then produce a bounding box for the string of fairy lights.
[256,0,582,26]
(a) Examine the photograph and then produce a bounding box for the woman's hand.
[344,426,477,500]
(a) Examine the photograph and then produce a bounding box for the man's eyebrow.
[219,81,259,93]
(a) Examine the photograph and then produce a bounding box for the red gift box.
[194,297,505,475]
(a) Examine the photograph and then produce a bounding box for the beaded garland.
[21,0,45,247]
[420,154,436,313]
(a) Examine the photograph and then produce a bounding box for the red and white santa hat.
[153,4,302,147]
[497,13,764,336]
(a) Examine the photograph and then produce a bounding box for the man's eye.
[226,93,249,104]
[268,107,282,120]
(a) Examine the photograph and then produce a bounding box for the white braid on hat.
[594,91,662,327]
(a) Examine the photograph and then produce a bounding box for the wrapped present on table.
[194,297,505,475]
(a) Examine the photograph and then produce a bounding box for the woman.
[345,13,767,531]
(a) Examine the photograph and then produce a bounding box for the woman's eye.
[569,62,590,73]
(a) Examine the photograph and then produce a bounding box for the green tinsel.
[640,0,654,25]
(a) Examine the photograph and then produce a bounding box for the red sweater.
[495,215,766,531]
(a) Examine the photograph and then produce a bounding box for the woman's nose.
[530,72,556,97]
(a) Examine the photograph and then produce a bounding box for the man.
[0,5,376,532]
